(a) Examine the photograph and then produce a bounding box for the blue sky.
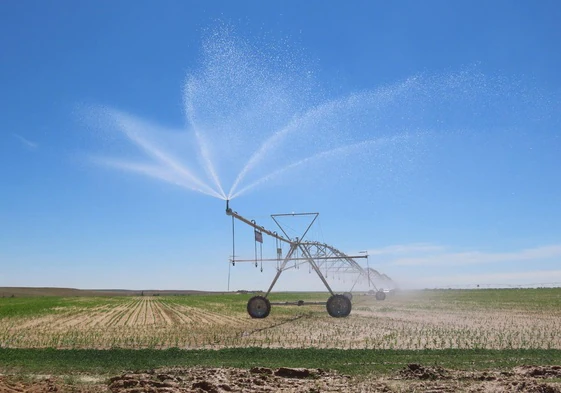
[1,0,560,291]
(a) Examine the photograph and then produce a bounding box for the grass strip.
[1,348,560,376]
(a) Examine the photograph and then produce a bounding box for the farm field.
[1,288,561,392]
[1,289,561,350]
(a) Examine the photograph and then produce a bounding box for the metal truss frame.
[226,201,393,297]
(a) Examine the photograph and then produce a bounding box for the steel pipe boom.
[230,255,367,263]
[226,200,292,245]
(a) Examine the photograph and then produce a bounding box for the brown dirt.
[2,365,561,393]
[0,375,104,393]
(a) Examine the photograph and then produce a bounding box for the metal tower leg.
[265,244,297,297]
[299,244,335,296]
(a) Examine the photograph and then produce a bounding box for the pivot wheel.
[326,294,352,318]
[375,291,386,301]
[247,296,271,318]
[343,292,353,301]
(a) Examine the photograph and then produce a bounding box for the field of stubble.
[1,289,560,350]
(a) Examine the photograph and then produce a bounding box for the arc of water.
[193,129,227,199]
[184,82,227,199]
[112,110,224,198]
[228,78,418,199]
[93,158,224,199]
[227,97,342,199]
[229,136,400,199]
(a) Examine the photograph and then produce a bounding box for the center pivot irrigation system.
[226,201,394,318]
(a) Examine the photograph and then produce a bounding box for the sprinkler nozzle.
[226,199,231,214]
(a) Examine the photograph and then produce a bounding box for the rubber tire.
[375,291,386,301]
[326,294,352,318]
[247,296,271,318]
[343,292,353,301]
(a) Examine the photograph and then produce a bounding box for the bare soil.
[2,365,561,393]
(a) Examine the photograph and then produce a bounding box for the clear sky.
[1,0,560,291]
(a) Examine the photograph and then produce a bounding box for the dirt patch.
[514,366,561,379]
[391,364,561,393]
[107,367,358,392]
[398,363,451,380]
[0,375,105,393]
[2,365,561,393]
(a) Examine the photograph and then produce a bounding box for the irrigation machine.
[226,201,394,319]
